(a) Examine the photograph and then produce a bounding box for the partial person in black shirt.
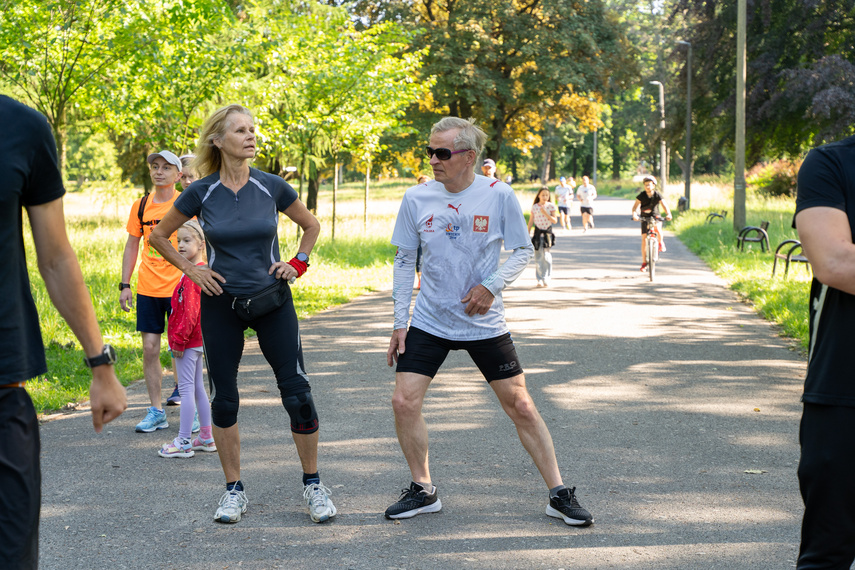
[794,134,855,569]
[150,104,336,526]
[0,96,127,569]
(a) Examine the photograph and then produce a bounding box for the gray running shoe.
[303,482,337,523]
[214,488,248,523]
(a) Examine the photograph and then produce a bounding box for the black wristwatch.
[118,282,131,292]
[84,344,118,369]
[295,252,310,266]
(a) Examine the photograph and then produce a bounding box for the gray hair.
[431,117,487,156]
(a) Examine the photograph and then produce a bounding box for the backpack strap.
[137,193,150,228]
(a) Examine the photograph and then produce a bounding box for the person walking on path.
[120,150,183,431]
[150,104,336,525]
[158,220,215,458]
[794,134,855,569]
[385,116,593,526]
[554,176,575,230]
[576,175,597,232]
[528,186,558,287]
[0,95,127,569]
[631,175,673,272]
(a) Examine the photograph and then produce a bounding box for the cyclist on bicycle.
[631,175,673,271]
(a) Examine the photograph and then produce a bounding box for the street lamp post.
[649,80,667,191]
[677,41,692,210]
[592,128,598,185]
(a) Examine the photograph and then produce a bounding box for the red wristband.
[288,257,308,278]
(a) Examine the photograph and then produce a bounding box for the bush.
[747,159,802,198]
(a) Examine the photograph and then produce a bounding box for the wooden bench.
[737,221,770,252]
[705,210,727,223]
[772,239,811,279]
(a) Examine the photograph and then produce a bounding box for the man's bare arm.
[797,207,855,295]
[26,198,127,432]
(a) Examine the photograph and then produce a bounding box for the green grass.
[670,193,810,349]
[25,185,400,414]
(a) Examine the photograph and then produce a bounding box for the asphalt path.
[38,196,806,569]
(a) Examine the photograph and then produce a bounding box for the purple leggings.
[173,349,212,439]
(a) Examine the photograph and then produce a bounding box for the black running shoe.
[545,487,593,527]
[384,482,442,519]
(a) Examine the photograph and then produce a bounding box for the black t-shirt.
[174,168,298,296]
[795,135,855,406]
[0,96,66,382]
[636,190,664,216]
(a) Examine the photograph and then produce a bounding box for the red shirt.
[167,265,203,352]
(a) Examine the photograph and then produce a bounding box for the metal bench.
[772,239,811,279]
[737,221,770,252]
[705,210,727,223]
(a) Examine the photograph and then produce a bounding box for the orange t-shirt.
[126,192,182,298]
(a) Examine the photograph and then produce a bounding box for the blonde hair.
[430,117,487,156]
[179,154,197,176]
[193,104,253,178]
[179,219,206,261]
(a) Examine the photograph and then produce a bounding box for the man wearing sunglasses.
[384,117,593,527]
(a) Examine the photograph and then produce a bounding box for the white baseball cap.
[147,150,182,172]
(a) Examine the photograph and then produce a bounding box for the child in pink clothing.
[158,220,216,458]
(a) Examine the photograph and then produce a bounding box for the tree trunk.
[306,176,319,213]
[52,123,66,180]
[332,160,338,242]
[364,160,371,231]
[611,130,622,179]
[540,121,555,182]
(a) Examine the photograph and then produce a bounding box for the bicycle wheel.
[647,235,656,281]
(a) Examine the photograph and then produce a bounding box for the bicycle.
[636,214,663,282]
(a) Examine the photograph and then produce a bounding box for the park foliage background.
[2,0,848,411]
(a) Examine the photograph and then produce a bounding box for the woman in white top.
[527,186,558,287]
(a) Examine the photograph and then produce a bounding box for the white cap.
[147,150,182,172]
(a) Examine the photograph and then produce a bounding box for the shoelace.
[554,487,581,509]
[303,483,332,508]
[219,490,246,510]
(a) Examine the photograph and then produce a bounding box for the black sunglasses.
[425,146,471,160]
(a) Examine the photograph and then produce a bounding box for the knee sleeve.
[282,391,319,434]
[211,396,239,429]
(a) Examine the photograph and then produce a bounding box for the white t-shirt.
[555,184,573,206]
[531,202,557,230]
[391,175,531,340]
[577,184,597,207]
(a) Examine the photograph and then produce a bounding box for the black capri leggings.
[200,284,311,429]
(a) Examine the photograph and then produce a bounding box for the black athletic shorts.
[396,327,523,382]
[580,206,593,214]
[136,294,172,334]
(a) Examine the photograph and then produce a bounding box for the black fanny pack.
[231,278,291,322]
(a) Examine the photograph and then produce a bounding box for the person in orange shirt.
[120,150,183,432]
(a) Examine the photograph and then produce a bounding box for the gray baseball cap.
[147,150,183,172]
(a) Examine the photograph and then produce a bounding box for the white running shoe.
[303,482,337,523]
[214,488,248,523]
